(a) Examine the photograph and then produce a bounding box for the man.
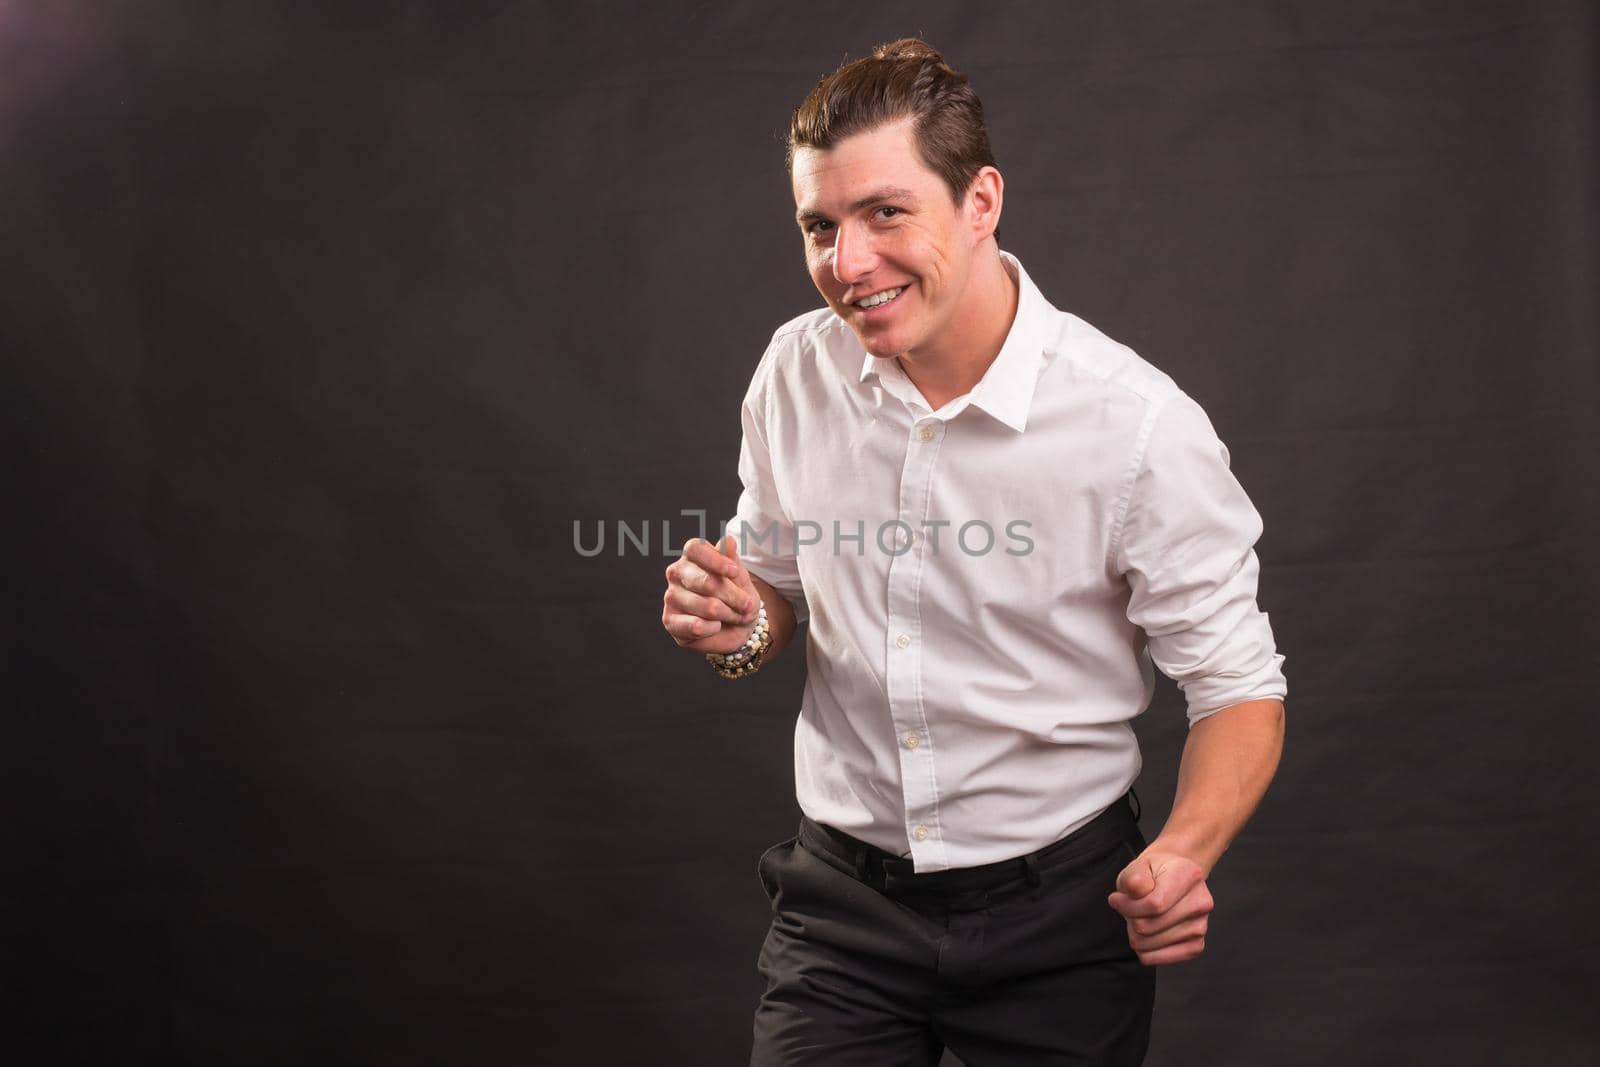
[661,38,1286,1066]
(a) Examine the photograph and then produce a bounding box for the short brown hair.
[788,38,997,206]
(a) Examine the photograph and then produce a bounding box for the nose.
[831,219,877,287]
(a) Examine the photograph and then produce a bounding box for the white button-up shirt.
[725,253,1286,872]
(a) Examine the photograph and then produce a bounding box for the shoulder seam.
[1044,311,1181,405]
[769,307,847,345]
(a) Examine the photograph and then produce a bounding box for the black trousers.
[751,794,1155,1066]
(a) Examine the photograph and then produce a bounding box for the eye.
[875,206,901,220]
[806,219,834,236]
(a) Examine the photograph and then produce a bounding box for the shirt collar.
[857,251,1047,433]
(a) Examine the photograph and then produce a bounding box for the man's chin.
[848,327,905,360]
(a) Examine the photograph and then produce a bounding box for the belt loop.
[1128,788,1142,822]
[1022,853,1041,888]
[853,845,870,882]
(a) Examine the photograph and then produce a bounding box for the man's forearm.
[749,574,799,663]
[1152,698,1285,876]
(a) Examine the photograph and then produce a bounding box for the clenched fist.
[1107,846,1215,967]
[662,535,763,654]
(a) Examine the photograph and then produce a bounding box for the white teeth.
[855,286,904,309]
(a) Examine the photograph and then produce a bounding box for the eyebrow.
[796,186,918,225]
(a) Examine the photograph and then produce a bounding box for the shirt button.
[918,426,935,443]
[904,732,921,749]
[912,824,930,841]
[895,634,912,649]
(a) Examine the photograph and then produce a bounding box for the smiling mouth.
[853,286,905,311]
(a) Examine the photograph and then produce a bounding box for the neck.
[896,247,1019,411]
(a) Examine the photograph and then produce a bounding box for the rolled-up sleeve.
[1113,390,1287,725]
[722,347,809,625]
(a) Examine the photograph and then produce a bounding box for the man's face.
[791,119,978,361]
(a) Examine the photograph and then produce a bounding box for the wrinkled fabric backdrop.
[4,2,1596,1064]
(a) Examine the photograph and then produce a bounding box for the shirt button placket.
[887,417,943,864]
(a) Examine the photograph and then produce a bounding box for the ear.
[966,165,1004,242]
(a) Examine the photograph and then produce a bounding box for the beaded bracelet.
[706,605,770,679]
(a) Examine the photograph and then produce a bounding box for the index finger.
[682,537,739,579]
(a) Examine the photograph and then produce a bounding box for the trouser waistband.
[798,791,1141,898]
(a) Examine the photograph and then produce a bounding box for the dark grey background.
[4,2,1597,1064]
